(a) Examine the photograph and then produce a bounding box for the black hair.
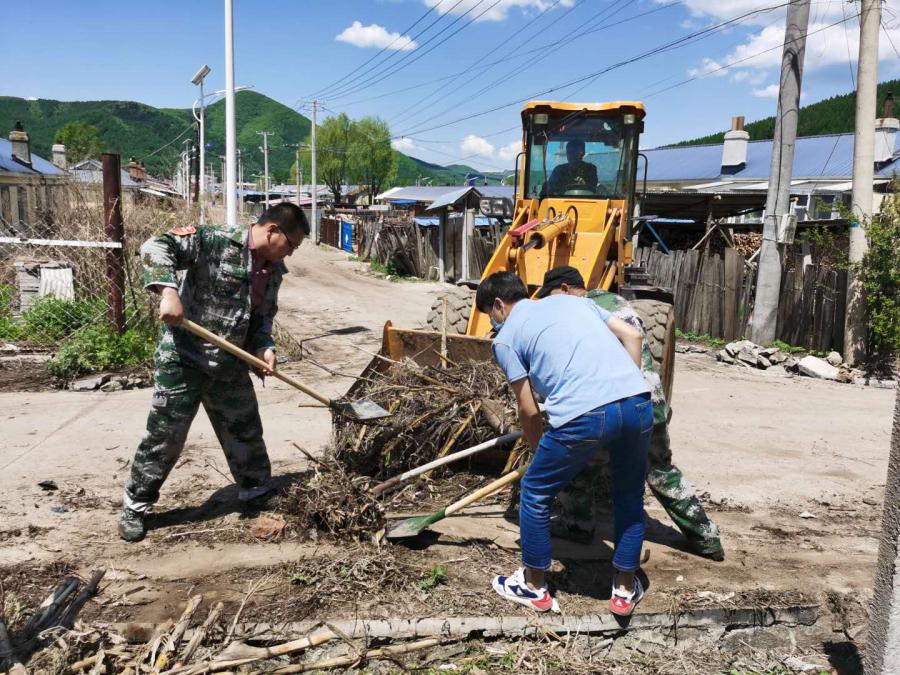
[258,202,310,236]
[475,272,529,313]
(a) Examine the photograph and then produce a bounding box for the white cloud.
[676,0,900,83]
[461,135,495,157]
[752,84,779,98]
[730,70,766,85]
[688,58,726,78]
[24,96,38,101]
[497,141,521,161]
[424,0,574,23]
[336,21,417,50]
[391,137,419,152]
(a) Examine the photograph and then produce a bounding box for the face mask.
[490,315,505,332]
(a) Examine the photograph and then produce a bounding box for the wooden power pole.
[749,0,810,345]
[844,0,881,365]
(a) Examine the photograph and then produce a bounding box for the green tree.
[54,121,103,163]
[317,113,354,204]
[351,116,396,203]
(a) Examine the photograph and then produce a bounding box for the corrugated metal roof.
[0,138,64,176]
[426,186,476,211]
[644,132,899,182]
[376,185,514,205]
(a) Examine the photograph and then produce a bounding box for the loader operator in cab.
[545,139,598,196]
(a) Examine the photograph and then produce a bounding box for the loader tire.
[630,299,676,404]
[426,286,475,335]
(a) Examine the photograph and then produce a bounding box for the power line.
[643,12,860,99]
[326,0,503,102]
[337,1,677,111]
[396,0,637,134]
[301,0,450,103]
[883,18,900,59]
[396,2,794,139]
[315,0,474,101]
[387,0,577,127]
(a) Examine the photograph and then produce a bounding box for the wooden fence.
[635,246,846,352]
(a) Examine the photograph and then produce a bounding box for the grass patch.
[45,324,155,380]
[419,565,448,594]
[674,329,725,349]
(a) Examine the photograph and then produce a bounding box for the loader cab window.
[525,116,629,200]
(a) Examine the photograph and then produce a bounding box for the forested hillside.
[675,79,899,146]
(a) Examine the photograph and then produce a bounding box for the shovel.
[371,431,522,497]
[385,463,527,540]
[180,319,391,421]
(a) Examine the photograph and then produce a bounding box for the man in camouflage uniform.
[119,202,309,542]
[535,266,724,560]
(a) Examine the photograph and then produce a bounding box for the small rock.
[675,345,689,354]
[756,354,772,369]
[687,345,710,354]
[826,351,843,367]
[50,505,70,514]
[863,498,879,506]
[835,368,854,384]
[100,380,124,393]
[782,656,828,672]
[1,342,20,353]
[250,515,286,541]
[768,350,789,364]
[784,356,799,371]
[759,347,780,358]
[797,355,840,381]
[126,375,146,389]
[71,374,110,392]
[798,511,816,519]
[760,365,789,378]
[676,575,684,582]
[38,480,58,491]
[737,346,758,365]
[716,349,735,364]
[725,339,757,357]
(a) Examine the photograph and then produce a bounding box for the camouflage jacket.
[141,224,287,373]
[586,289,668,424]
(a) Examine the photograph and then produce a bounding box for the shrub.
[46,325,156,380]
[859,191,900,371]
[21,296,106,343]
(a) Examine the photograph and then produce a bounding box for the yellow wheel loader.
[362,100,675,402]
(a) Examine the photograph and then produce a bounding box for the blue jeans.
[519,393,653,573]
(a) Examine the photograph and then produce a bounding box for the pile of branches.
[279,448,386,540]
[6,569,453,674]
[332,360,515,479]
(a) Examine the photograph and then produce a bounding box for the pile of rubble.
[715,340,858,383]
[69,372,147,392]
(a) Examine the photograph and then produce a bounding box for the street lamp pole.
[191,64,211,224]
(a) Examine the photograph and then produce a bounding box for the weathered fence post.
[101,153,125,335]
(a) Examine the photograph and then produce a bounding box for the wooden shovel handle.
[180,319,332,406]
[444,463,527,517]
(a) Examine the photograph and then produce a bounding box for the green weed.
[419,565,448,593]
[45,325,155,380]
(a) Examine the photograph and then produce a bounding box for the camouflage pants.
[124,360,271,512]
[555,411,722,555]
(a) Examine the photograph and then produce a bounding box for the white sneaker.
[491,568,560,613]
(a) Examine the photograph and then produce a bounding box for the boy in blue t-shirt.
[477,272,653,616]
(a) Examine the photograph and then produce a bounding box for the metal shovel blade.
[385,511,444,540]
[332,398,392,421]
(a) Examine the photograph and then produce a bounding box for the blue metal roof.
[0,138,64,176]
[644,132,899,182]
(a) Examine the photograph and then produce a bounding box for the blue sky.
[3,0,899,172]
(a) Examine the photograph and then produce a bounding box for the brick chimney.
[51,143,67,170]
[875,93,898,165]
[9,121,31,166]
[721,116,749,174]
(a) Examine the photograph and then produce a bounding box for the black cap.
[534,265,586,299]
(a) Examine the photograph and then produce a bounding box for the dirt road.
[0,242,894,632]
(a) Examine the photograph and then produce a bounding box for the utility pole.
[311,99,318,243]
[257,131,273,209]
[844,0,881,366]
[284,143,303,206]
[102,153,125,335]
[191,64,211,224]
[749,0,810,345]
[238,148,244,218]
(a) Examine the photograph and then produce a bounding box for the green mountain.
[0,91,310,180]
[675,78,900,146]
[0,91,508,188]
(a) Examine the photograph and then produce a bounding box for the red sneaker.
[609,576,644,616]
[492,568,560,613]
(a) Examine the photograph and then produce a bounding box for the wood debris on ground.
[332,360,516,479]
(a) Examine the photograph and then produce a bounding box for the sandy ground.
[0,242,895,625]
